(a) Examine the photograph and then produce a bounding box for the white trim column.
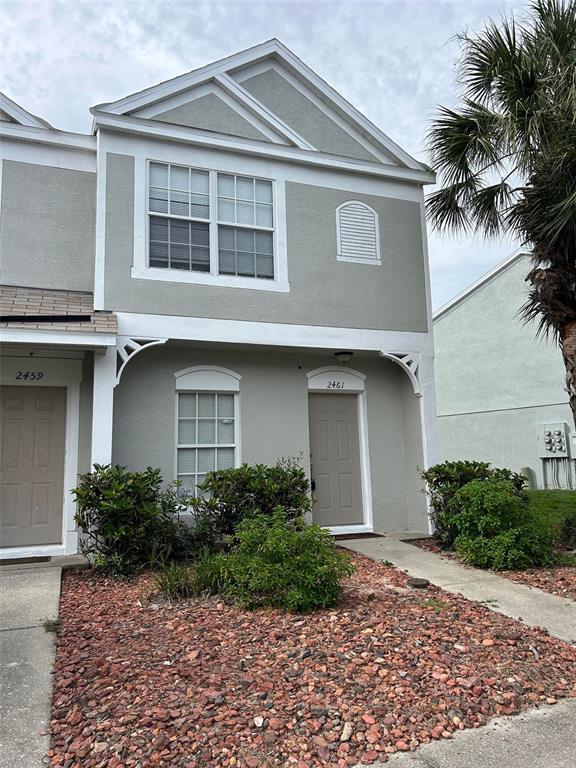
[418,352,440,533]
[91,346,116,465]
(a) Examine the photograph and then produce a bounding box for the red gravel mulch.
[409,538,576,602]
[48,554,576,768]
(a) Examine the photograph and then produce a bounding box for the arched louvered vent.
[336,201,380,264]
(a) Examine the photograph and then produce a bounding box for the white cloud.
[0,0,528,306]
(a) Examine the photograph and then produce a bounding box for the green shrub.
[421,460,526,545]
[73,464,196,576]
[455,521,555,570]
[155,563,195,600]
[196,511,354,612]
[189,458,312,549]
[560,510,576,549]
[450,479,530,538]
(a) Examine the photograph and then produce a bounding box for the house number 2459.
[327,380,345,389]
[16,371,44,380]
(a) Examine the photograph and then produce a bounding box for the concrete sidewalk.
[367,698,576,768]
[0,566,62,767]
[341,536,576,645]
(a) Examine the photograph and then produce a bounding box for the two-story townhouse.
[0,40,438,561]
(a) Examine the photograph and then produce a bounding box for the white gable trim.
[91,39,427,171]
[433,252,525,322]
[92,111,435,185]
[0,92,52,128]
[131,80,289,146]
[0,121,95,152]
[215,73,316,151]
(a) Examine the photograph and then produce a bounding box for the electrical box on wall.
[537,423,570,459]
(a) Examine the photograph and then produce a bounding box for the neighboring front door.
[308,393,363,527]
[0,386,66,548]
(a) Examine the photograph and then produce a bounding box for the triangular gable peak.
[0,92,52,128]
[92,39,426,169]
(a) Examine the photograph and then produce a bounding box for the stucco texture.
[434,255,572,487]
[103,154,428,332]
[240,69,382,163]
[154,93,270,142]
[0,161,95,291]
[112,345,428,533]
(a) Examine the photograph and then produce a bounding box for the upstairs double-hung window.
[148,162,275,280]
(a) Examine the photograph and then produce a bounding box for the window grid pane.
[177,392,236,496]
[218,225,274,279]
[149,164,275,280]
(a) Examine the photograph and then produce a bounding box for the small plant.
[43,619,60,633]
[421,461,525,545]
[560,510,576,550]
[417,597,448,613]
[196,510,354,612]
[189,458,312,550]
[73,465,196,576]
[155,563,195,600]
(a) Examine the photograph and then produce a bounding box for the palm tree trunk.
[560,320,576,430]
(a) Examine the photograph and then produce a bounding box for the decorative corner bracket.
[379,351,421,396]
[115,336,168,386]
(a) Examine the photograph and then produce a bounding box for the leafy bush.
[455,521,555,570]
[449,479,529,538]
[449,479,554,570]
[421,460,525,545]
[155,563,195,600]
[194,511,354,612]
[560,510,576,549]
[73,464,195,576]
[189,458,312,549]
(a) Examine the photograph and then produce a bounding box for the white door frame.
[307,367,373,535]
[0,356,82,559]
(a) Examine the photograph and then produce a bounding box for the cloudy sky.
[1,0,527,308]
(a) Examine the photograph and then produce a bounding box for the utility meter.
[537,423,570,459]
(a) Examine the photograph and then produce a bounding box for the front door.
[0,386,66,548]
[308,393,363,527]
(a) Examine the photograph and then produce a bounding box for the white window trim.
[336,200,381,266]
[174,366,242,498]
[132,157,289,293]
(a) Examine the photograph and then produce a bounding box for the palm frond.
[425,183,472,234]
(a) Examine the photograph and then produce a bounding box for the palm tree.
[427,0,576,426]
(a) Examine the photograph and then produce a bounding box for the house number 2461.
[327,380,345,389]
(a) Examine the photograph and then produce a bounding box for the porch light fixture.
[334,350,354,364]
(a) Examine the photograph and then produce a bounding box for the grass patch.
[417,596,449,613]
[527,490,576,528]
[43,619,60,633]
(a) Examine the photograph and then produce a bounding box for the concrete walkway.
[341,537,576,645]
[369,698,576,767]
[0,566,62,768]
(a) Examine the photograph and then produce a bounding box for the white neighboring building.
[434,253,574,490]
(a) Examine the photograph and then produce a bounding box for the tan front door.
[0,386,66,548]
[308,393,364,527]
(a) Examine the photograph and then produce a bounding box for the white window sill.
[336,255,382,266]
[131,266,290,293]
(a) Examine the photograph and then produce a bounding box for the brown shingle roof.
[0,285,117,334]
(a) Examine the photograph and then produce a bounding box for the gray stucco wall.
[112,345,428,533]
[434,254,572,487]
[0,160,95,291]
[103,154,428,332]
[154,93,270,142]
[241,69,382,162]
[438,404,573,489]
